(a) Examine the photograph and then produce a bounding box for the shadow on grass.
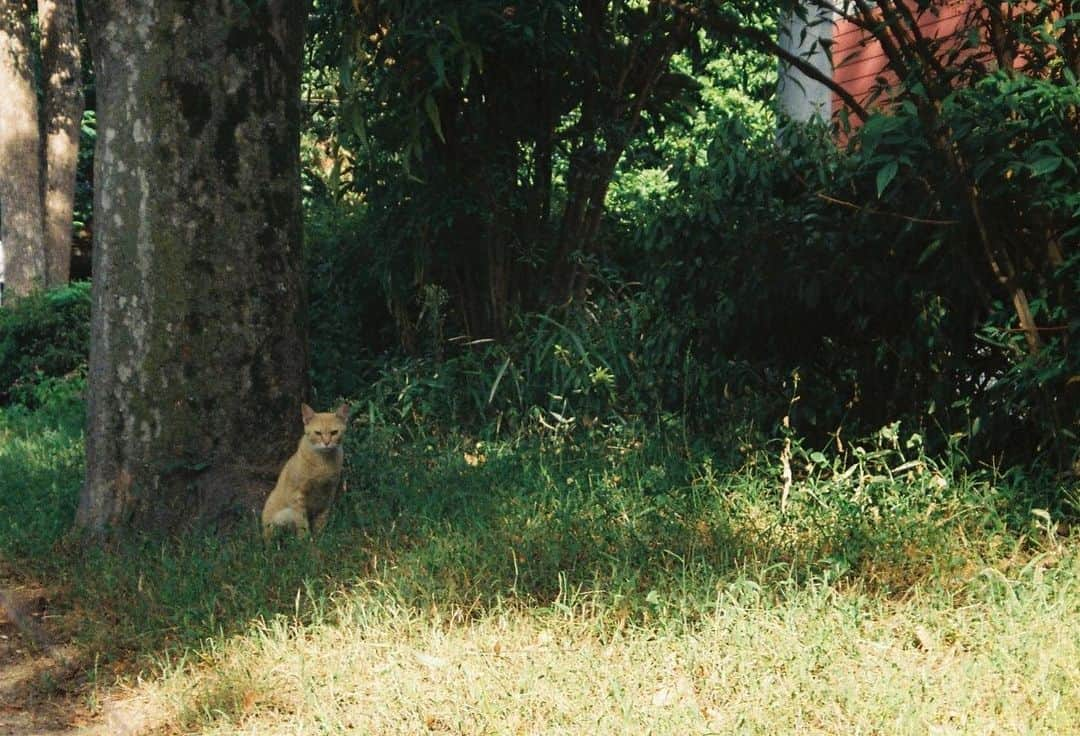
[2,408,1024,699]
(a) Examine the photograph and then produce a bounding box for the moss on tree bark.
[78,0,311,536]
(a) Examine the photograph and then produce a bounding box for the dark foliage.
[0,282,91,406]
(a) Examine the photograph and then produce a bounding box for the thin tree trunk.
[555,7,690,302]
[78,0,311,536]
[38,0,84,286]
[0,1,46,299]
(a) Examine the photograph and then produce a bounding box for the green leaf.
[876,160,898,198]
[339,54,354,91]
[1029,156,1062,176]
[424,94,445,143]
[426,45,447,88]
[446,11,464,44]
[488,357,511,405]
[328,156,341,194]
[917,239,942,266]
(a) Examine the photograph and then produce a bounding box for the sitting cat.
[262,402,350,539]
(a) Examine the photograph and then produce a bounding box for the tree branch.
[656,0,870,122]
[814,191,960,225]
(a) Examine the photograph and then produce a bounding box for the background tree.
[0,0,46,299]
[77,0,311,536]
[38,0,84,286]
[328,0,701,342]
[0,0,84,299]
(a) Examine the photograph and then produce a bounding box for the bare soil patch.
[0,583,95,735]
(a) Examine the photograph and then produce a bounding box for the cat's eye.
[330,430,339,436]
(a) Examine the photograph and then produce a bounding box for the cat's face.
[301,403,350,452]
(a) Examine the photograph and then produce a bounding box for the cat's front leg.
[292,505,311,538]
[312,507,331,535]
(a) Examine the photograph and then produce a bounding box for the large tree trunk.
[0,1,46,299]
[78,0,311,536]
[38,0,83,286]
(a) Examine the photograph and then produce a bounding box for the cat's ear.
[301,403,315,425]
[335,403,350,421]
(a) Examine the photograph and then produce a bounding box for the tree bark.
[0,0,46,299]
[38,0,83,286]
[78,0,311,536]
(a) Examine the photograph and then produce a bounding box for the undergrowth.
[0,378,1076,732]
[0,381,1070,661]
[0,384,84,559]
[0,281,90,407]
[0,292,1073,731]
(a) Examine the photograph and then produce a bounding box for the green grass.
[1,395,1077,734]
[0,390,84,560]
[143,554,1080,735]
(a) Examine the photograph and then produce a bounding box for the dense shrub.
[308,73,1077,476]
[939,74,1080,465]
[0,282,91,406]
[612,72,1078,467]
[618,117,962,438]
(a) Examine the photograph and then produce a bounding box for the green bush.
[0,282,91,407]
[941,73,1080,466]
[301,34,1076,476]
[312,86,1076,475]
[612,117,949,438]
[609,72,1078,469]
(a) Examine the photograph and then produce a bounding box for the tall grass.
[80,415,1077,734]
[0,371,1076,733]
[2,392,1065,649]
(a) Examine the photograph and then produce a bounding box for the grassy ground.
[0,393,84,560]
[143,555,1080,735]
[1,393,1077,734]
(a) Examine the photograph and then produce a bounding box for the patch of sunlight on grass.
[6,402,1076,734]
[137,551,1080,735]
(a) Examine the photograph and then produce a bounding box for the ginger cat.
[262,403,350,539]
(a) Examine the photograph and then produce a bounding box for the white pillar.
[777,2,835,122]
